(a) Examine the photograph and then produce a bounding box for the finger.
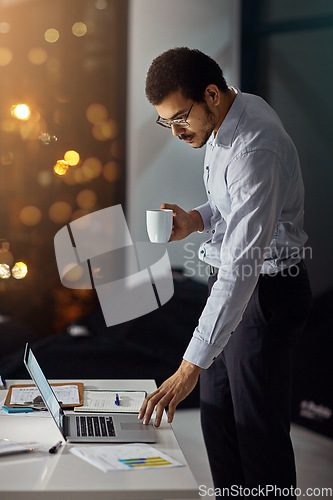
[138,399,147,420]
[154,394,174,427]
[138,390,159,420]
[142,392,164,425]
[153,405,163,427]
[161,203,179,215]
[161,203,174,210]
[167,397,178,423]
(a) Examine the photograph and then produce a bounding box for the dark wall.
[241,0,333,438]
[241,0,333,297]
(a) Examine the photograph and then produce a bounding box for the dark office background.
[241,0,333,437]
[0,0,332,436]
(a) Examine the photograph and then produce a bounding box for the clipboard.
[4,383,84,409]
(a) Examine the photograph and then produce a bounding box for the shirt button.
[200,250,204,254]
[206,166,209,170]
[212,230,215,234]
[208,191,210,194]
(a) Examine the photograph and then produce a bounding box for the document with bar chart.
[70,443,184,473]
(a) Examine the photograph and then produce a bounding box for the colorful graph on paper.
[70,443,184,472]
[119,456,173,468]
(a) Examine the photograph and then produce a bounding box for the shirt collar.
[209,87,245,148]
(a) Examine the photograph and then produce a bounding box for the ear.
[205,85,221,106]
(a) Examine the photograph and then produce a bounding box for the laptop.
[23,343,156,443]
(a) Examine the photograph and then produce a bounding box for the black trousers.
[200,262,312,498]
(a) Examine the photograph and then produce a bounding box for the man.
[139,47,312,496]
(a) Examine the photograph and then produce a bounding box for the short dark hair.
[145,47,228,105]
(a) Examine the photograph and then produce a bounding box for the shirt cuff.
[183,335,222,369]
[193,203,212,232]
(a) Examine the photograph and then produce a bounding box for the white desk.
[0,379,199,499]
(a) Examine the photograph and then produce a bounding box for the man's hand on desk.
[138,360,202,427]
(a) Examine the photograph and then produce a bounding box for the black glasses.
[156,104,194,129]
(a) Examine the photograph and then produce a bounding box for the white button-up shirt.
[183,88,308,369]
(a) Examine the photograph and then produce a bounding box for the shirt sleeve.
[193,202,213,232]
[183,149,293,368]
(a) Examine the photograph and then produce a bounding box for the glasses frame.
[156,103,194,129]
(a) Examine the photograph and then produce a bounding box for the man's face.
[155,90,217,149]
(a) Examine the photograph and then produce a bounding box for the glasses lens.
[174,121,189,128]
[156,117,171,128]
[156,114,191,128]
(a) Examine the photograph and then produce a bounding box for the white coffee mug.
[146,209,173,243]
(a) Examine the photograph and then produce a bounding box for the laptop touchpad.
[120,423,150,431]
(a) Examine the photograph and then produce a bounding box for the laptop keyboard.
[76,416,115,437]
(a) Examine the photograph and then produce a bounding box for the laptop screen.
[24,343,64,433]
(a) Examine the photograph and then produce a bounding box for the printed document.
[10,385,80,406]
[70,443,184,472]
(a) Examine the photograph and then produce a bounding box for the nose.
[171,124,185,137]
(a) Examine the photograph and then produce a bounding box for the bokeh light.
[39,132,58,145]
[44,28,60,43]
[0,47,13,66]
[72,22,87,37]
[49,201,72,224]
[19,205,42,226]
[76,189,97,210]
[86,103,108,124]
[95,0,108,9]
[82,157,102,179]
[53,160,69,176]
[64,150,80,166]
[73,168,87,184]
[12,262,28,280]
[71,209,90,222]
[11,104,31,120]
[103,161,120,182]
[28,47,48,65]
[0,264,11,279]
[92,119,118,141]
